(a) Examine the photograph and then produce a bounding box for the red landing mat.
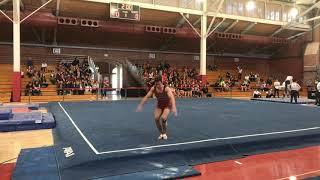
[0,163,15,180]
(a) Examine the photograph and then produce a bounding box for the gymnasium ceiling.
[0,0,319,58]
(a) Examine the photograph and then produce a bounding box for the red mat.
[0,163,15,180]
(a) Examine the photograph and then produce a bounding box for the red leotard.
[154,85,171,109]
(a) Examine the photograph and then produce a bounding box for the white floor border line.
[57,102,320,155]
[58,102,100,155]
[276,169,320,180]
[97,127,320,155]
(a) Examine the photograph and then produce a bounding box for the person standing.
[289,79,301,104]
[315,80,320,106]
[136,76,177,140]
[273,79,280,98]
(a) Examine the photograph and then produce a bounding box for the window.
[233,1,238,15]
[226,1,232,14]
[238,2,244,15]
[275,11,280,21]
[283,13,287,22]
[270,11,275,20]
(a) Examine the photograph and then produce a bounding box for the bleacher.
[0,61,310,103]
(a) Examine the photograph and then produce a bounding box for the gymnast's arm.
[166,87,177,116]
[136,87,154,112]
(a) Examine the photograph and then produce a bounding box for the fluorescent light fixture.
[289,176,297,180]
[289,7,298,18]
[246,0,256,11]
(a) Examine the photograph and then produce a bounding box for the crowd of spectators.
[51,59,96,95]
[23,58,114,97]
[132,62,210,98]
[24,59,48,96]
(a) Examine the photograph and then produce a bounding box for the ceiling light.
[246,0,256,11]
[289,7,298,18]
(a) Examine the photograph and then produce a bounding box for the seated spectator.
[33,81,41,96]
[25,82,33,96]
[266,89,275,98]
[202,84,209,97]
[237,66,242,80]
[241,80,249,92]
[253,89,262,98]
[26,58,33,67]
[41,61,48,72]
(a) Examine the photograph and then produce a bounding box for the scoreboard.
[110,3,140,21]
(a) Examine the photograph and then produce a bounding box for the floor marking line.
[98,126,320,154]
[58,102,99,155]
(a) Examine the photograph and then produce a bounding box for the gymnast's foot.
[162,134,168,140]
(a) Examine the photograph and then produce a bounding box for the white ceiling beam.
[0,10,13,22]
[207,18,225,37]
[20,0,52,23]
[304,15,320,22]
[180,12,201,37]
[224,20,238,33]
[271,1,320,37]
[84,0,312,28]
[241,22,256,34]
[193,18,201,26]
[270,27,283,37]
[207,0,225,35]
[287,32,306,40]
[287,21,320,40]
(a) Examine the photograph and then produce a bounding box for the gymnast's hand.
[136,105,143,112]
[172,107,177,117]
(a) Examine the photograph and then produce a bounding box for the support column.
[199,0,207,83]
[12,0,21,102]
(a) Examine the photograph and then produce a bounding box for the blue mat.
[0,112,56,132]
[12,146,59,180]
[0,103,39,110]
[93,165,200,180]
[47,99,320,180]
[0,108,11,120]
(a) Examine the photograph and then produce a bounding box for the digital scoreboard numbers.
[110,3,140,21]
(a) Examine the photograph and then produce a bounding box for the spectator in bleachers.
[33,81,41,96]
[41,61,48,72]
[273,79,280,98]
[237,66,242,80]
[202,84,209,97]
[208,64,217,71]
[26,58,33,67]
[241,80,249,92]
[266,89,275,98]
[253,89,262,98]
[25,82,33,96]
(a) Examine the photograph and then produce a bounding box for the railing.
[0,85,311,104]
[20,87,149,103]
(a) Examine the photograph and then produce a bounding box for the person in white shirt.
[289,79,301,103]
[316,80,320,106]
[41,61,47,72]
[253,89,261,98]
[273,79,280,98]
[237,66,242,80]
